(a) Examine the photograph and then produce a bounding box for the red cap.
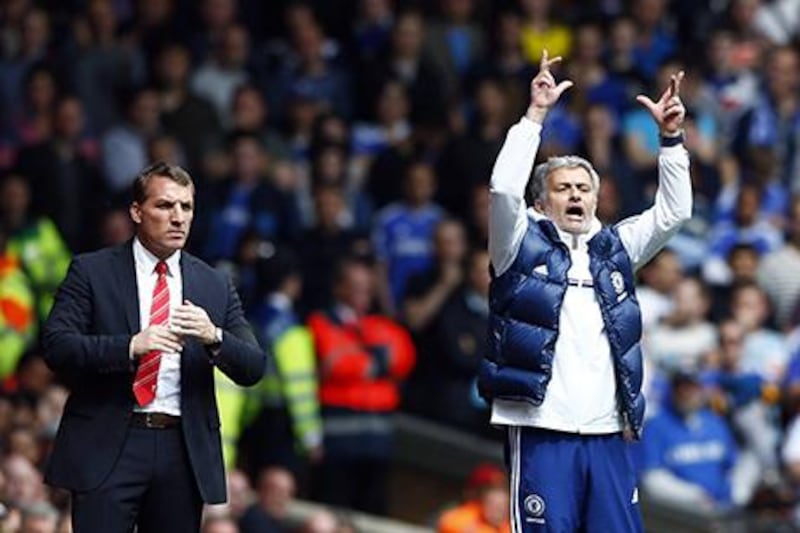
[466,463,506,491]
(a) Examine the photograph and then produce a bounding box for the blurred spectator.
[2,454,45,509]
[750,0,800,45]
[703,183,783,285]
[6,65,58,152]
[730,281,789,383]
[636,248,683,330]
[227,468,255,520]
[352,79,412,178]
[629,0,676,81]
[605,15,647,92]
[437,463,510,533]
[736,45,800,191]
[469,10,535,118]
[200,132,299,261]
[639,372,750,511]
[404,218,468,332]
[353,0,395,61]
[402,219,468,416]
[98,206,135,247]
[430,248,491,434]
[704,28,760,150]
[0,226,35,379]
[0,173,70,322]
[230,84,290,160]
[466,183,489,248]
[757,195,800,331]
[357,9,447,129]
[100,85,161,194]
[265,15,352,123]
[214,365,248,471]
[308,258,415,514]
[306,139,373,232]
[69,0,146,133]
[190,0,240,64]
[15,95,106,252]
[437,77,510,218]
[709,243,761,322]
[518,0,572,64]
[646,276,717,373]
[296,183,372,314]
[239,466,295,533]
[146,132,184,166]
[206,468,254,522]
[154,42,222,169]
[705,318,782,487]
[120,0,183,67]
[725,0,771,53]
[191,24,251,127]
[0,8,53,127]
[373,161,444,316]
[423,0,486,99]
[566,22,627,119]
[242,249,322,486]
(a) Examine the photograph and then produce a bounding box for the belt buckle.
[145,413,154,428]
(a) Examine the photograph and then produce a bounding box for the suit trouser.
[71,425,203,533]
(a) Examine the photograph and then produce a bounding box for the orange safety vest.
[308,311,415,412]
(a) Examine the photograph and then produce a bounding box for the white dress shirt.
[489,117,692,433]
[132,238,183,416]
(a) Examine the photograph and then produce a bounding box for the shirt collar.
[527,207,602,249]
[133,237,181,276]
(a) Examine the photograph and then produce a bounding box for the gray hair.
[530,155,600,204]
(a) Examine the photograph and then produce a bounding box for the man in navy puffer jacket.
[479,50,692,532]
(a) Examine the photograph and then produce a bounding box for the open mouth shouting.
[565,205,585,222]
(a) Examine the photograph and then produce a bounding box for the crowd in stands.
[0,0,800,530]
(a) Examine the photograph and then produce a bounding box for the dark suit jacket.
[42,241,266,503]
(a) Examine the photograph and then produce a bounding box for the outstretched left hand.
[636,71,686,136]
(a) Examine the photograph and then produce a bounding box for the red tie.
[133,260,170,406]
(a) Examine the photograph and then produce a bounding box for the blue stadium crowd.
[0,0,799,531]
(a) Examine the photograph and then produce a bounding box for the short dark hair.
[131,161,193,204]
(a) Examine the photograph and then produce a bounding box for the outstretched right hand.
[131,325,184,358]
[526,49,574,124]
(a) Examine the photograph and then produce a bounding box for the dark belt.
[130,412,181,429]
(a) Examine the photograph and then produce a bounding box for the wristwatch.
[209,326,223,349]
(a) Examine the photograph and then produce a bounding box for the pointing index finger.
[669,70,685,97]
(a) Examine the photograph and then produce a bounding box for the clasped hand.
[131,300,216,357]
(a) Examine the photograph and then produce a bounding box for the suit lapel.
[114,242,140,333]
[180,253,201,390]
[180,253,197,307]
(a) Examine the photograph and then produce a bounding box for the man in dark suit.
[42,162,266,532]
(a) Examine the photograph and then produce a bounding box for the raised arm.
[489,51,573,276]
[617,71,693,268]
